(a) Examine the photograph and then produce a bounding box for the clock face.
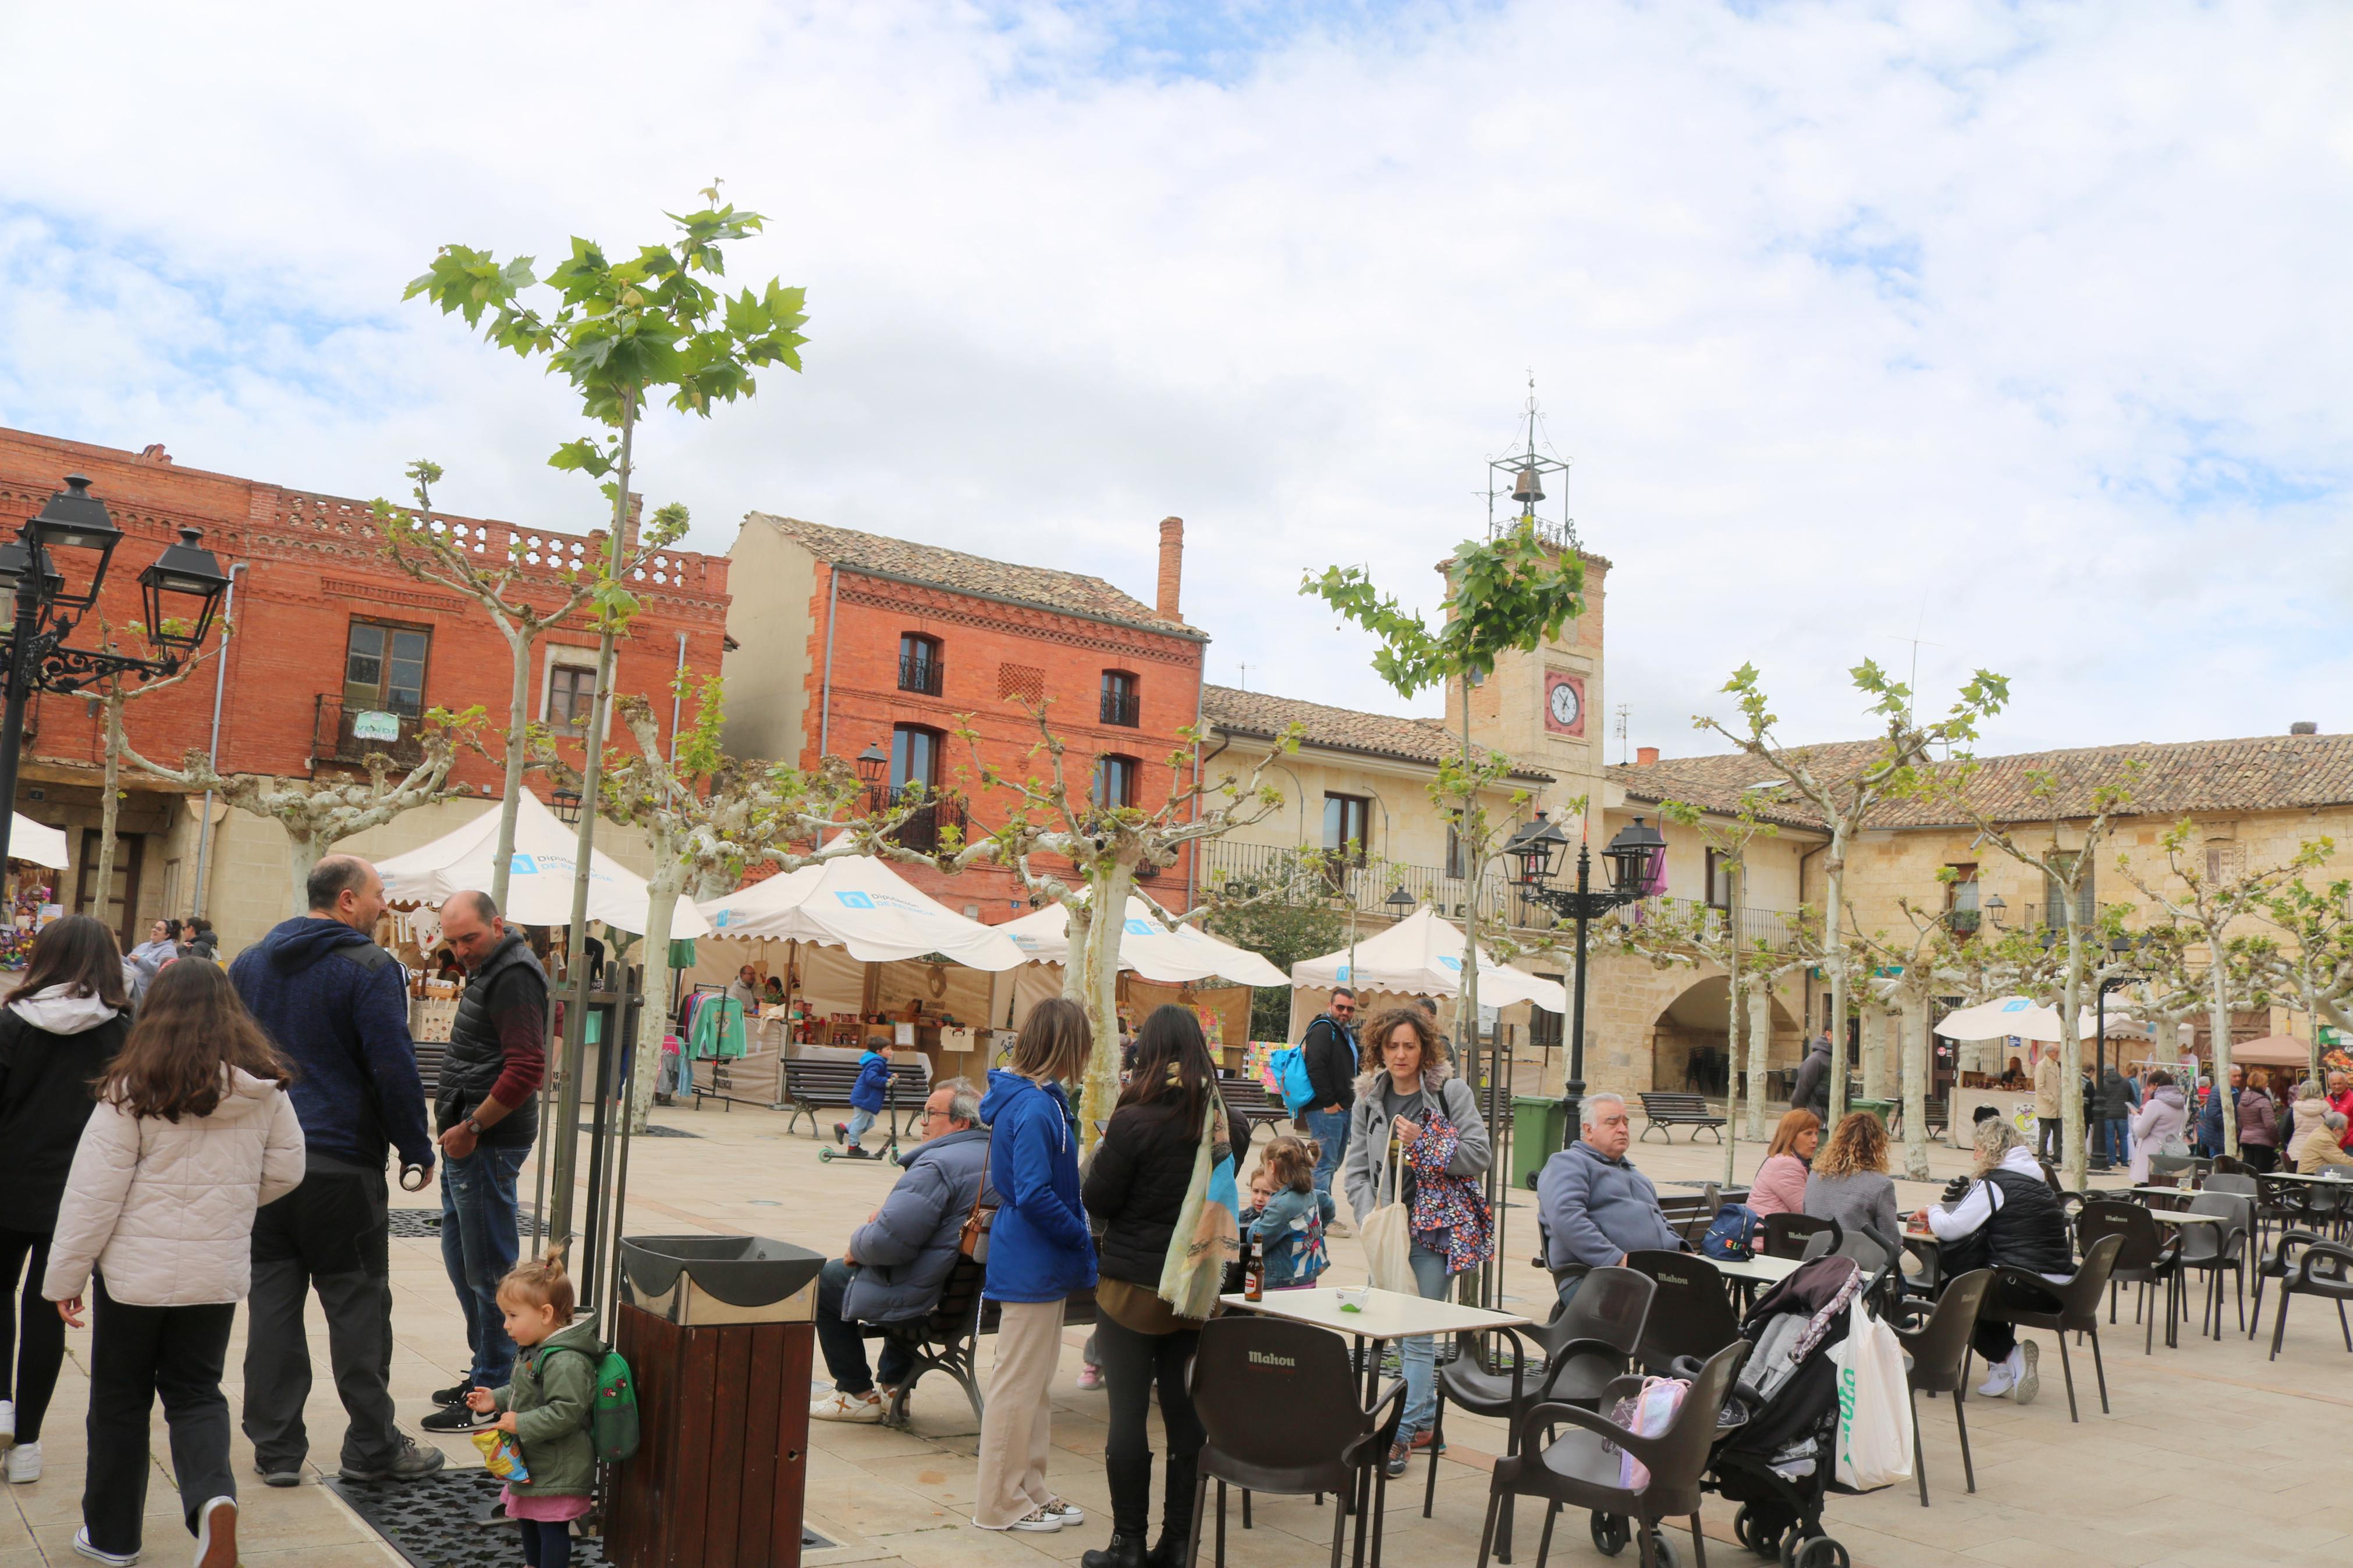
[1545,674,1585,735]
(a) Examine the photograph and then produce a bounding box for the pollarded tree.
[126,710,480,912]
[372,461,691,909]
[1850,899,1985,1181]
[2252,877,2353,1078]
[1696,661,2004,1128]
[87,612,234,908]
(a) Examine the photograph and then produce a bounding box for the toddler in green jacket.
[465,1253,602,1568]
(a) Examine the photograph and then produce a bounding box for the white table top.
[2149,1211,2221,1225]
[2259,1170,2353,1184]
[1218,1287,1534,1341]
[1712,1253,1807,1285]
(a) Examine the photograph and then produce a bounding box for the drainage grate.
[388,1210,443,1239]
[332,1469,832,1564]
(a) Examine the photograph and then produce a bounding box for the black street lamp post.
[1503,811,1667,1151]
[0,477,231,866]
[2091,933,2141,1172]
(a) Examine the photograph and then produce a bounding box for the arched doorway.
[1648,977,1810,1099]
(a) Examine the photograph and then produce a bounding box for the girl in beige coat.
[43,961,304,1568]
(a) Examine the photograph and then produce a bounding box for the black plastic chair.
[1890,1267,1993,1506]
[1624,1250,1742,1375]
[2075,1200,2181,1352]
[1423,1267,1656,1527]
[1971,1233,2125,1422]
[1185,1316,1406,1568]
[1759,1211,1839,1261]
[1475,1340,1750,1568]
[2262,1229,2353,1361]
[2177,1190,2251,1339]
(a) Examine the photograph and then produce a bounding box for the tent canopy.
[1290,906,1567,1013]
[8,815,69,871]
[998,897,1287,987]
[695,855,1023,970]
[377,791,709,938]
[2227,1035,2319,1068]
[1933,995,2114,1043]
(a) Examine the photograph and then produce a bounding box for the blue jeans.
[1304,1108,1350,1202]
[1399,1244,1449,1439]
[440,1142,528,1389]
[2102,1118,2130,1164]
[844,1107,878,1147]
[814,1258,915,1395]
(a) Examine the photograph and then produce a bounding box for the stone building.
[0,427,729,952]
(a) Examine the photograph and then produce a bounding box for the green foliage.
[1207,898,1348,1041]
[1301,518,1584,699]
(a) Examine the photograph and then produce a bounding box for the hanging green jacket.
[491,1313,604,1497]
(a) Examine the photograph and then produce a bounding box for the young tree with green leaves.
[2252,877,2353,1078]
[406,185,808,1235]
[1204,893,1348,1041]
[1696,662,2003,1129]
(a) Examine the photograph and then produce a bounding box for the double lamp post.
[0,475,232,867]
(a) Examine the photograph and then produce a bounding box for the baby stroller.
[1584,1256,1871,1567]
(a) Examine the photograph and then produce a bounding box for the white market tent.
[376,791,710,937]
[997,896,1289,987]
[8,815,69,870]
[695,855,1023,970]
[1934,995,2110,1043]
[1290,906,1568,1013]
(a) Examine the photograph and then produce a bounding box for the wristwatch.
[464,1117,484,1137]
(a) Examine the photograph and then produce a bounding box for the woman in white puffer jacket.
[43,960,304,1568]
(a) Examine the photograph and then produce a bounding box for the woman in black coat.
[0,916,133,1480]
[1079,1005,1248,1568]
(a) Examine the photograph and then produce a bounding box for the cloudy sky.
[2,1,2345,759]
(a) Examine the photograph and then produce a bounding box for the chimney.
[136,444,173,465]
[1156,516,1184,621]
[2290,721,2317,735]
[1635,746,1659,767]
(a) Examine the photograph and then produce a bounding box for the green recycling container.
[1511,1096,1568,1190]
[1847,1097,1894,1129]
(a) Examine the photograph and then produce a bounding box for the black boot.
[1144,1528,1189,1568]
[1081,1534,1149,1568]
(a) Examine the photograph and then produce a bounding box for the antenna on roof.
[1238,661,1248,691]
[1613,703,1630,765]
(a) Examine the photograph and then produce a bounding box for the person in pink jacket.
[43,961,306,1568]
[1748,1109,1820,1218]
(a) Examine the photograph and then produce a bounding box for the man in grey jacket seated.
[1536,1091,1683,1307]
[810,1077,992,1422]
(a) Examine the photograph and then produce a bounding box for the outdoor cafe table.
[1218,1287,1536,1566]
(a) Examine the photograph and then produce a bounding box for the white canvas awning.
[696,855,1023,970]
[375,791,709,937]
[998,897,1288,987]
[1290,906,1567,1013]
[1934,995,2106,1043]
[8,815,69,870]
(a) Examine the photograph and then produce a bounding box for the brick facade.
[0,426,729,948]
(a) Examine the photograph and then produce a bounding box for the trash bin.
[1847,1097,1894,1130]
[1511,1096,1567,1190]
[605,1235,827,1568]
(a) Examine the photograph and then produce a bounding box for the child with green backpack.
[464,1251,637,1568]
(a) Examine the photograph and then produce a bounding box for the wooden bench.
[776,1057,934,1140]
[1638,1091,1727,1143]
[1215,1075,1290,1143]
[873,1255,1096,1431]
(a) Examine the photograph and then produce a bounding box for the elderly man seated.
[1536,1091,1683,1306]
[810,1076,993,1422]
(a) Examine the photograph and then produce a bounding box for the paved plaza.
[5,1101,2350,1568]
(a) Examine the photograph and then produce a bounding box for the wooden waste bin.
[604,1237,825,1568]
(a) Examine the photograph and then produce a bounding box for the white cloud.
[0,0,2345,761]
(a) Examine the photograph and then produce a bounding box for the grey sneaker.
[339,1435,447,1484]
[2013,1342,2040,1407]
[254,1461,301,1488]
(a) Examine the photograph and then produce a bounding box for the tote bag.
[1830,1297,1915,1490]
[1359,1123,1417,1296]
[1158,1098,1243,1320]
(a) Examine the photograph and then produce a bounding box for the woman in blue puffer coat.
[971,998,1097,1536]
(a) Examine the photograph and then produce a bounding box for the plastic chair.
[1624,1251,1742,1375]
[1889,1267,1994,1506]
[2262,1229,2353,1362]
[1759,1211,1839,1261]
[1186,1316,1406,1568]
[1423,1267,1656,1528]
[2075,1200,2182,1352]
[1475,1340,1751,1568]
[1972,1233,2125,1423]
[2177,1191,2251,1339]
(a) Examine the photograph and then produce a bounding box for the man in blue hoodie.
[231,854,444,1485]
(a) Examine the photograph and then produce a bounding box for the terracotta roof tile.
[1611,733,2353,827]
[1203,684,1554,782]
[748,513,1200,637]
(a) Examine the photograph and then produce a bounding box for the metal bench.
[873,1260,1097,1431]
[1215,1075,1291,1143]
[777,1057,932,1140]
[1637,1091,1727,1143]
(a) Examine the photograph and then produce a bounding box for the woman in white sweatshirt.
[43,960,305,1568]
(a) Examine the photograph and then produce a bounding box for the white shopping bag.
[1830,1298,1915,1490]
[1359,1130,1417,1296]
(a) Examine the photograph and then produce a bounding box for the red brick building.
[721,513,1208,918]
[0,426,730,948]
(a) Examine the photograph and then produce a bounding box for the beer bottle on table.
[1243,1238,1265,1302]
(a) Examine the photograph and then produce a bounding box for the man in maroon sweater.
[420,890,550,1430]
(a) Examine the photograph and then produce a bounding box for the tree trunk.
[626,857,683,1135]
[2209,952,2239,1160]
[1745,986,1773,1140]
[1861,1002,1891,1101]
[284,826,331,915]
[1722,968,1743,1189]
[1900,1000,1931,1181]
[1076,862,1134,1149]
[2057,922,2087,1191]
[95,694,124,927]
[1823,842,1850,1125]
[492,626,532,910]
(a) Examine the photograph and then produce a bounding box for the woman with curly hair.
[1803,1111,1900,1267]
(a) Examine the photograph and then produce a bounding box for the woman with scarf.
[1078,1006,1249,1568]
[1340,1005,1492,1478]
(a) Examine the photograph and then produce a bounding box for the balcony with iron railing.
[898,651,944,696]
[1600,896,1803,953]
[861,785,967,854]
[1199,840,1517,926]
[313,694,425,769]
[1099,689,1140,727]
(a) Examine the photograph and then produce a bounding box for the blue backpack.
[1268,1047,1318,1117]
[1697,1203,1761,1263]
